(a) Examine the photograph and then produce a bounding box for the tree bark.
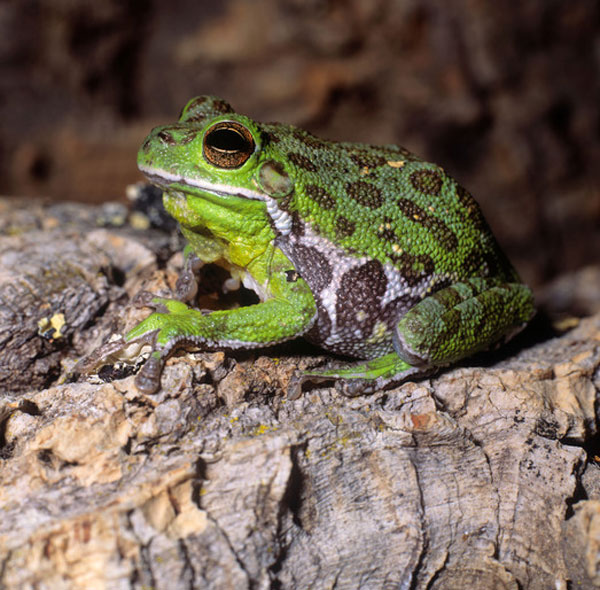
[1,197,599,589]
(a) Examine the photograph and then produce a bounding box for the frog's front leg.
[302,278,535,397]
[127,262,317,394]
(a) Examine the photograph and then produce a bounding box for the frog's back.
[263,123,519,296]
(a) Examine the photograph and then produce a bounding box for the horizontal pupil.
[207,128,248,153]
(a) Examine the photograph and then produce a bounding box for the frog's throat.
[138,164,293,236]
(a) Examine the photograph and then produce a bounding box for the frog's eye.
[203,121,255,169]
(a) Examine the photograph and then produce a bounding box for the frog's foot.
[76,296,205,394]
[73,330,156,378]
[123,297,209,394]
[131,291,172,312]
[289,353,427,398]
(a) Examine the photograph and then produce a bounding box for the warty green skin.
[128,95,535,396]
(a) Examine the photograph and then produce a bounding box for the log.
[0,196,599,589]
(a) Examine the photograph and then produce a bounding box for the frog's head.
[137,96,296,237]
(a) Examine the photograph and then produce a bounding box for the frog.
[97,95,535,397]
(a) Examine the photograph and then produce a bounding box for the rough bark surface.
[1,198,600,590]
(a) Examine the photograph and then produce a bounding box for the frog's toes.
[74,331,156,377]
[131,290,170,312]
[334,379,378,398]
[287,372,312,400]
[175,268,198,302]
[73,336,130,375]
[287,371,376,398]
[134,353,165,394]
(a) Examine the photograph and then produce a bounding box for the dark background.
[1,0,599,287]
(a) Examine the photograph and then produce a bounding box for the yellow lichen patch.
[387,160,405,168]
[37,313,66,339]
[251,423,277,436]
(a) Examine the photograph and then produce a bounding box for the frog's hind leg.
[392,278,535,370]
[295,278,534,398]
[290,353,426,398]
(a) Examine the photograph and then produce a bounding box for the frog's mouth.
[138,165,266,202]
[139,164,294,236]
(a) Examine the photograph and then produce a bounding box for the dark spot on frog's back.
[290,244,332,293]
[292,129,327,149]
[396,198,458,251]
[211,98,234,113]
[345,181,383,209]
[376,216,397,243]
[410,169,444,195]
[264,131,281,144]
[389,251,434,287]
[288,152,318,172]
[349,150,388,169]
[306,184,336,210]
[335,216,356,238]
[455,184,488,231]
[336,260,387,329]
[185,96,208,109]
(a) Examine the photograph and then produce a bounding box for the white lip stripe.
[138,164,267,201]
[139,163,293,236]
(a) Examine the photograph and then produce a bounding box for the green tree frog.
[115,96,535,396]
